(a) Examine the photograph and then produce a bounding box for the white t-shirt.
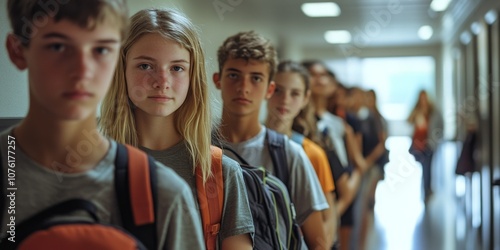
[317,112,349,167]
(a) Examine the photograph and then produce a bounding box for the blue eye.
[139,64,152,70]
[172,66,184,72]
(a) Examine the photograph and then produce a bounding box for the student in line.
[1,1,204,249]
[265,60,338,248]
[303,60,372,250]
[213,31,329,249]
[99,8,254,249]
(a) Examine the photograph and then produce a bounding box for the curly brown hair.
[217,31,278,83]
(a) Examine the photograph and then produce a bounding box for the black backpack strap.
[115,143,158,250]
[266,129,290,188]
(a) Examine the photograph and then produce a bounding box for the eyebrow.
[131,56,189,64]
[42,32,119,44]
[226,68,265,76]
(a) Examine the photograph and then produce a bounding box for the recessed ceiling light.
[302,2,341,17]
[471,22,481,35]
[430,0,451,12]
[460,31,471,45]
[485,10,497,24]
[324,30,351,44]
[418,25,433,40]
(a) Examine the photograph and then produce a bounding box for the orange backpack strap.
[195,146,224,250]
[115,143,157,250]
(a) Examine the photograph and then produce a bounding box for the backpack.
[0,143,224,250]
[0,143,158,250]
[196,146,224,250]
[217,129,303,250]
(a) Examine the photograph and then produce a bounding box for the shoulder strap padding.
[266,129,290,188]
[115,143,157,250]
[196,146,224,250]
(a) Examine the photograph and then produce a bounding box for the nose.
[70,50,93,81]
[151,69,171,89]
[237,76,251,94]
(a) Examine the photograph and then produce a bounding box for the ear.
[265,80,276,99]
[212,72,221,89]
[6,34,28,70]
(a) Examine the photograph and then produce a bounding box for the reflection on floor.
[365,136,480,250]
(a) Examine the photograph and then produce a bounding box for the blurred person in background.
[408,90,443,203]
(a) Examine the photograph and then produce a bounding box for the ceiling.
[186,0,444,50]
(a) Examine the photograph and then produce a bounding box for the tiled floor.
[364,136,475,250]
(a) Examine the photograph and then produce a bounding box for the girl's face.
[268,71,309,123]
[126,33,190,118]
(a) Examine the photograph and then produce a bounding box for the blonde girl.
[100,8,253,249]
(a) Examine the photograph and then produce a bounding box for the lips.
[277,107,288,115]
[148,95,173,102]
[63,90,93,100]
[233,97,252,104]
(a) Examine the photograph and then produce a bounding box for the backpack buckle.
[209,224,220,236]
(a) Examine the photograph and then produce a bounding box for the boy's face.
[214,58,275,118]
[6,18,121,121]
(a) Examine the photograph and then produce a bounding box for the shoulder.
[221,155,243,175]
[154,161,192,200]
[302,138,326,157]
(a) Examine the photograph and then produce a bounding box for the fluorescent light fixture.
[302,2,341,17]
[418,25,433,40]
[430,0,451,12]
[485,10,498,24]
[324,30,351,44]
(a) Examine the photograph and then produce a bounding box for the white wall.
[0,0,29,118]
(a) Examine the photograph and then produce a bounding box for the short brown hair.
[217,31,278,82]
[7,0,128,46]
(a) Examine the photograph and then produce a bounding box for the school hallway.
[364,136,481,250]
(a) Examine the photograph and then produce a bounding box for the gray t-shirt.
[223,126,328,224]
[141,141,254,247]
[0,128,204,250]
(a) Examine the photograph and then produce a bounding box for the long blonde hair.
[100,8,213,182]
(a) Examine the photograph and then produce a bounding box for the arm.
[219,157,255,250]
[344,124,370,173]
[322,192,337,248]
[301,210,329,250]
[222,234,252,250]
[335,169,362,215]
[364,129,387,165]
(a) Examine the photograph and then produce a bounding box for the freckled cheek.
[126,72,150,102]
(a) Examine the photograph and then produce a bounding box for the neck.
[312,95,327,116]
[134,110,182,150]
[219,109,262,143]
[265,115,293,137]
[14,110,109,173]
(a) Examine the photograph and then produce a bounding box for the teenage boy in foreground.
[0,1,204,249]
[213,30,330,249]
